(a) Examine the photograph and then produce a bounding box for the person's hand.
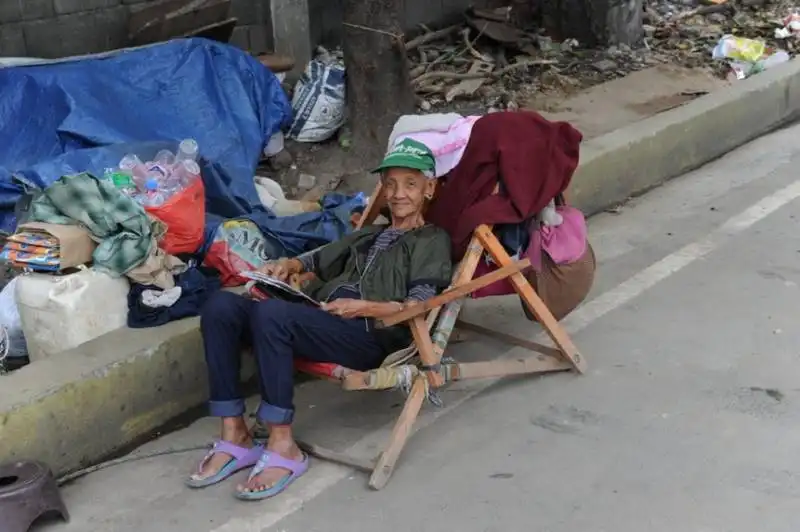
[321,299,368,319]
[258,259,297,282]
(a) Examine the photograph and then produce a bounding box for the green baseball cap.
[373,138,436,177]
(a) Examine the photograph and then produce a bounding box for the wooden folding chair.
[292,181,587,490]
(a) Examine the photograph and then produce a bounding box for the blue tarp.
[0,38,363,255]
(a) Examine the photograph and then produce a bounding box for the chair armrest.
[380,258,530,327]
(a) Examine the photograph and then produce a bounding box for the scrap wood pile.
[405,6,654,110]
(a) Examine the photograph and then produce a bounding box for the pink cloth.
[395,116,481,177]
[529,205,587,270]
[471,205,588,298]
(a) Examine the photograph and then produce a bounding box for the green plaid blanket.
[29,173,154,274]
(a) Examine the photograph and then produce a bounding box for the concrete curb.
[3,59,800,477]
[0,320,206,475]
[571,59,800,215]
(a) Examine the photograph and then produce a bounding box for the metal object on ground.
[256,54,296,73]
[0,461,69,532]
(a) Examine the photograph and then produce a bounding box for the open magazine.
[240,270,320,307]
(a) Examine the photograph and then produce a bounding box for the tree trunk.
[535,0,644,47]
[342,0,415,165]
[510,0,536,30]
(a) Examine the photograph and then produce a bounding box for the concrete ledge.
[571,59,800,215]
[0,319,206,474]
[4,60,800,476]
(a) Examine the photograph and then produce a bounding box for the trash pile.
[398,2,798,111]
[0,38,367,374]
[643,0,798,79]
[712,34,789,79]
[112,139,201,207]
[775,11,800,38]
[278,1,800,149]
[107,140,206,255]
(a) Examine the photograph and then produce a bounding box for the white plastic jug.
[15,269,129,362]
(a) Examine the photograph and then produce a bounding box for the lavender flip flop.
[185,441,264,489]
[235,450,309,501]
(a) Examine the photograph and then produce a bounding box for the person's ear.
[423,179,436,200]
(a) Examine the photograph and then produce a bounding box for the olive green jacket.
[304,224,452,352]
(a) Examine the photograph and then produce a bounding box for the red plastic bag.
[145,177,205,254]
[202,219,271,286]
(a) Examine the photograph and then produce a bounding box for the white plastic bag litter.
[0,278,27,359]
[254,176,286,209]
[254,176,322,217]
[287,51,346,143]
[263,131,285,157]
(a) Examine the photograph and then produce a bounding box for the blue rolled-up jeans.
[200,291,386,425]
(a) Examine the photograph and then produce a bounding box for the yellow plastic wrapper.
[712,35,766,63]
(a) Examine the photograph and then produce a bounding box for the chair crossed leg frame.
[296,223,587,490]
[365,225,586,489]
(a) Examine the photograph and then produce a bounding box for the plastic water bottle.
[176,139,199,162]
[103,168,137,195]
[119,154,147,179]
[140,178,166,207]
[742,50,791,79]
[757,50,790,71]
[176,159,201,186]
[154,149,176,168]
[145,161,170,180]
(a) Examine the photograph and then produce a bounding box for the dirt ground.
[270,61,731,197]
[266,0,797,197]
[535,62,729,138]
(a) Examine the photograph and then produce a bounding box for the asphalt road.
[35,122,800,532]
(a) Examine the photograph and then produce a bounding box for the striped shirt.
[299,228,437,303]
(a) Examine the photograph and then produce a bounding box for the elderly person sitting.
[186,138,452,501]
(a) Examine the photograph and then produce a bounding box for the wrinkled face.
[382,167,435,219]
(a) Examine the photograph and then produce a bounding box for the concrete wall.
[0,0,136,58]
[0,0,275,58]
[0,0,486,59]
[228,0,272,54]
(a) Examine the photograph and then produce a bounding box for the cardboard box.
[17,222,96,270]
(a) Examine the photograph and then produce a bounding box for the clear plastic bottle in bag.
[103,167,137,195]
[176,138,199,162]
[138,178,166,207]
[177,159,201,186]
[119,154,147,179]
[154,149,176,168]
[145,161,170,180]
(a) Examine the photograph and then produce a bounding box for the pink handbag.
[471,205,587,298]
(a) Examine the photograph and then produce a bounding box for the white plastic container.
[15,269,130,362]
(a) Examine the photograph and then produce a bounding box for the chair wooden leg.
[410,315,445,388]
[369,376,427,490]
[456,319,563,359]
[448,355,572,380]
[474,224,587,374]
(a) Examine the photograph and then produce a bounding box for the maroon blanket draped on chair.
[426,111,582,261]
